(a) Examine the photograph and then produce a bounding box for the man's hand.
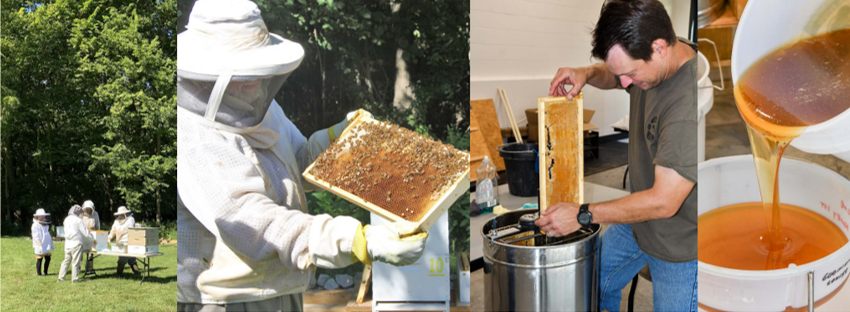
[549,67,588,99]
[535,202,582,237]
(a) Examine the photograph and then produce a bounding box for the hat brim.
[178,31,305,77]
[34,213,50,216]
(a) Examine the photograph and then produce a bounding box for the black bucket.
[497,143,538,197]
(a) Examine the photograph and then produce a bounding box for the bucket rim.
[480,210,601,251]
[496,142,538,154]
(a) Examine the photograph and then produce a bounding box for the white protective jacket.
[82,206,100,231]
[32,220,54,255]
[177,101,361,304]
[109,216,136,246]
[63,209,94,251]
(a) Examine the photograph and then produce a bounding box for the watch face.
[579,213,591,225]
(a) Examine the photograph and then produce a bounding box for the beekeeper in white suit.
[57,205,95,283]
[108,206,141,275]
[32,208,54,276]
[81,200,100,274]
[176,0,428,310]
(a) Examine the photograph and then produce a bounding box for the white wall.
[471,0,691,137]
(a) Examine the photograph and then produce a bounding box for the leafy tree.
[1,0,177,234]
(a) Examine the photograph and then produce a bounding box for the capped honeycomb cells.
[544,102,581,206]
[307,120,469,222]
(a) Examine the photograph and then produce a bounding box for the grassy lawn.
[1,237,176,312]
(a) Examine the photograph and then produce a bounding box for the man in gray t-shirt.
[535,0,697,311]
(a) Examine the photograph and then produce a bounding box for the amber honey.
[731,28,850,269]
[699,202,847,270]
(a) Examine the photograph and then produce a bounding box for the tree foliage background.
[177,0,471,275]
[1,0,177,235]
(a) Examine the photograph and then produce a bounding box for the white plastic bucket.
[698,156,850,311]
[697,52,714,162]
[732,0,850,162]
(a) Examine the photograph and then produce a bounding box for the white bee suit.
[32,220,54,256]
[176,0,427,307]
[63,206,94,250]
[177,101,361,304]
[81,200,101,231]
[108,215,135,246]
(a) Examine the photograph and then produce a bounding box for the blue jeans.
[599,224,697,312]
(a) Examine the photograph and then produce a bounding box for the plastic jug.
[476,156,499,213]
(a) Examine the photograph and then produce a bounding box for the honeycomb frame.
[538,95,584,212]
[303,110,470,234]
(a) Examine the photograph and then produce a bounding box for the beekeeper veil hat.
[177,0,304,132]
[69,205,83,217]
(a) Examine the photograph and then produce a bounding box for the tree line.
[1,0,177,234]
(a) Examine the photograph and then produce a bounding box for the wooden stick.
[356,264,372,304]
[502,90,522,144]
[498,88,523,144]
[497,89,519,142]
[496,89,512,139]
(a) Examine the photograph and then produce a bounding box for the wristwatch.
[578,203,593,227]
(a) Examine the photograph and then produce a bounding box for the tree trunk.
[391,2,414,109]
[156,133,161,224]
[101,173,114,212]
[392,48,414,109]
[362,41,377,104]
[3,142,12,220]
[47,118,53,182]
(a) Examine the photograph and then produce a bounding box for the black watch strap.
[578,203,592,226]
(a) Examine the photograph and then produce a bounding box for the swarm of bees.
[308,120,468,222]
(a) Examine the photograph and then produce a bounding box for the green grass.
[1,237,176,312]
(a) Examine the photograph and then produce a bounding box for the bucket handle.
[698,38,725,91]
[808,271,814,312]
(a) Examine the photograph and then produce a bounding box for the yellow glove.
[352,223,371,265]
[351,221,428,266]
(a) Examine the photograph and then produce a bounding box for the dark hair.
[591,0,676,61]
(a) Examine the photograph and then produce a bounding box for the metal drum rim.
[483,251,597,269]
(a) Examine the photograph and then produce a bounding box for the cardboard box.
[500,126,528,139]
[128,245,159,254]
[128,227,159,240]
[111,244,127,253]
[129,236,159,246]
[526,109,539,142]
[583,109,599,132]
[525,108,539,125]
